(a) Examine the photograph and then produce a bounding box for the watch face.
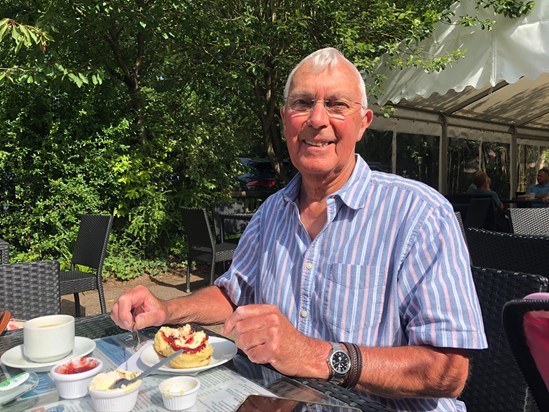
[331,350,351,374]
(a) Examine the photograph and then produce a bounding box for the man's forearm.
[301,341,469,399]
[355,345,469,399]
[164,285,235,326]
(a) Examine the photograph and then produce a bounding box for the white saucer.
[1,337,96,372]
[140,336,237,375]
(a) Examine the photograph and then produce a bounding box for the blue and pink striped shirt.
[216,155,487,411]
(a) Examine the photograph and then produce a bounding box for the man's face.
[537,171,549,184]
[280,60,373,183]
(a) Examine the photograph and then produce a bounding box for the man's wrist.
[341,342,363,389]
[326,342,351,384]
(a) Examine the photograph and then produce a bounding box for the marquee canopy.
[372,0,549,139]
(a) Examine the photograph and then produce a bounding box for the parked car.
[368,162,391,173]
[236,157,278,191]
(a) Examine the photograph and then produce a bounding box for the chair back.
[509,208,549,235]
[0,260,60,319]
[503,294,549,411]
[71,215,113,272]
[212,202,248,240]
[465,228,549,278]
[459,266,548,411]
[0,238,8,264]
[446,193,472,221]
[181,207,216,250]
[465,197,494,230]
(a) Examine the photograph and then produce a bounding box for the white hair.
[283,47,368,107]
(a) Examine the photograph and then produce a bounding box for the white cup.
[528,192,536,200]
[23,314,75,363]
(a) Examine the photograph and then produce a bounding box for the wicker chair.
[59,214,113,317]
[0,260,60,319]
[454,211,466,243]
[465,228,549,279]
[181,207,237,293]
[458,266,548,412]
[212,202,248,243]
[509,208,549,235]
[464,197,495,230]
[0,238,8,264]
[503,295,549,411]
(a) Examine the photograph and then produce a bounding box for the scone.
[153,324,213,369]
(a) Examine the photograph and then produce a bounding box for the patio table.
[0,314,391,411]
[0,238,8,264]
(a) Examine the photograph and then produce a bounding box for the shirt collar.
[281,155,371,210]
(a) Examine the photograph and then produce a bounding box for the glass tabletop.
[0,314,391,411]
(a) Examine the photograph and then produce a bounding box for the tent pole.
[510,125,518,198]
[392,129,397,174]
[439,114,448,194]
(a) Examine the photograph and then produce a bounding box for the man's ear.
[357,109,374,142]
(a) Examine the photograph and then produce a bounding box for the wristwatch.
[326,342,351,384]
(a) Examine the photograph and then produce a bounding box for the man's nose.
[308,100,330,126]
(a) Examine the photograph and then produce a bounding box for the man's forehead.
[288,62,359,95]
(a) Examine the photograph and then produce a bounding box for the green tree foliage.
[0,0,533,278]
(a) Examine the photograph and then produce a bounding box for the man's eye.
[291,99,313,110]
[326,100,350,109]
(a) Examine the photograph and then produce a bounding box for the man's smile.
[303,140,334,147]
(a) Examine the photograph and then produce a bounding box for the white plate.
[140,336,237,375]
[1,336,96,373]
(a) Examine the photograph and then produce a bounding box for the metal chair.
[503,295,549,412]
[458,266,548,412]
[465,228,549,279]
[509,208,549,235]
[59,214,113,317]
[0,260,60,319]
[181,207,237,293]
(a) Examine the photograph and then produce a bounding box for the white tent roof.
[374,0,549,136]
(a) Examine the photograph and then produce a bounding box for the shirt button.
[306,263,313,270]
[300,310,308,318]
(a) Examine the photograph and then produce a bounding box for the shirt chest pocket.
[321,262,387,338]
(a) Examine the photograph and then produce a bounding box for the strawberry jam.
[161,331,207,354]
[55,357,99,374]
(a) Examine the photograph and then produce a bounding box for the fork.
[131,321,140,350]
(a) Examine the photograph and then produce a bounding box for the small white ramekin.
[159,376,201,411]
[49,357,103,399]
[88,372,142,412]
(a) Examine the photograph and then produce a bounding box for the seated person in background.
[469,170,511,232]
[469,170,504,210]
[111,47,487,411]
[527,168,549,207]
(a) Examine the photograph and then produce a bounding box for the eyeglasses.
[286,97,364,120]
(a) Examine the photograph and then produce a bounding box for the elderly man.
[111,48,486,411]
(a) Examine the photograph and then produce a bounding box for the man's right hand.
[110,285,168,330]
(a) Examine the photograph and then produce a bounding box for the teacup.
[24,314,75,363]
